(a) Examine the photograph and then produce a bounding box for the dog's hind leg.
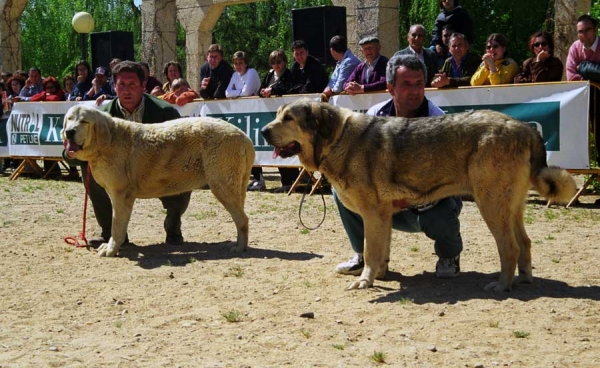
[98,193,135,257]
[513,201,533,286]
[209,182,249,253]
[472,182,521,292]
[347,213,391,290]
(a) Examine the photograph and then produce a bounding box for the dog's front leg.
[98,193,135,257]
[346,214,392,290]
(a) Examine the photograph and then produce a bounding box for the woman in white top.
[225,51,261,98]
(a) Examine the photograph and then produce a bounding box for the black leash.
[298,172,327,230]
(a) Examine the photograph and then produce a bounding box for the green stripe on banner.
[441,102,560,151]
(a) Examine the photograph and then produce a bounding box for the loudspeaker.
[90,31,134,71]
[292,6,347,66]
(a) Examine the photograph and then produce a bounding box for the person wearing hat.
[343,36,389,95]
[85,66,114,103]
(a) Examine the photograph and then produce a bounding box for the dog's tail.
[529,131,577,204]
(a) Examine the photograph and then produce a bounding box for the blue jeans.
[333,190,463,259]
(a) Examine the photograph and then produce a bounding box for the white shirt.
[225,68,261,98]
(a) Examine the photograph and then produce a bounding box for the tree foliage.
[21,0,140,79]
[398,0,554,65]
[212,0,333,77]
[18,0,599,85]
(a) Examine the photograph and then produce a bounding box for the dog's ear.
[310,101,338,141]
[93,110,113,148]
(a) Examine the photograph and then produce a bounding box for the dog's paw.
[513,274,533,285]
[97,243,118,257]
[346,279,371,290]
[229,243,248,253]
[483,281,511,292]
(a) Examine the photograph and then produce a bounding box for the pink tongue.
[66,141,80,153]
[272,147,282,159]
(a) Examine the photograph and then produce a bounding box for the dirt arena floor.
[1,168,599,367]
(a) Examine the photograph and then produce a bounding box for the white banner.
[2,82,591,169]
[332,82,591,169]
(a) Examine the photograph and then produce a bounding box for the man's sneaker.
[435,256,460,278]
[335,253,364,275]
[247,179,266,192]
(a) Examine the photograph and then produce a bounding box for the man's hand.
[322,86,334,97]
[95,94,107,106]
[431,73,449,88]
[200,77,211,90]
[344,81,364,96]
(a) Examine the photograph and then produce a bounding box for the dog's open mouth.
[64,140,83,155]
[272,141,301,159]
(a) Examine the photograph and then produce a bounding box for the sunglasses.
[486,44,500,50]
[533,41,548,47]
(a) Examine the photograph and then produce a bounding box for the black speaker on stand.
[292,6,347,66]
[90,31,134,70]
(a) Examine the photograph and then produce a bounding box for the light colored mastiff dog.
[261,98,577,292]
[62,104,255,257]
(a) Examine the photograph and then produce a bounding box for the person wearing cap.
[343,36,389,95]
[322,35,360,98]
[86,66,114,103]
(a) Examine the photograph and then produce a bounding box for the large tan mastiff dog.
[261,98,576,292]
[62,105,254,257]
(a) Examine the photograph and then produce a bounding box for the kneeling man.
[334,55,463,279]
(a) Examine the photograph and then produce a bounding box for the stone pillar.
[176,0,226,92]
[554,0,591,80]
[0,0,28,73]
[141,0,178,81]
[332,0,399,60]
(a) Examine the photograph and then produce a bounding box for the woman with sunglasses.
[514,31,563,83]
[471,33,518,86]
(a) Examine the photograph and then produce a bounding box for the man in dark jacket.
[199,44,234,99]
[394,24,439,87]
[431,32,480,88]
[288,40,328,94]
[64,61,189,246]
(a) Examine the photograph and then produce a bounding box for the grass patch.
[191,209,217,220]
[489,321,499,328]
[545,234,556,241]
[397,297,414,305]
[513,330,530,338]
[409,246,419,252]
[551,258,560,264]
[332,343,345,350]
[369,351,386,364]
[222,310,242,323]
[300,228,310,235]
[524,208,535,225]
[300,329,311,338]
[544,210,559,221]
[224,265,244,278]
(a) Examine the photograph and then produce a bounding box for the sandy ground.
[1,168,600,368]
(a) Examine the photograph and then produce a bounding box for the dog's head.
[261,98,347,170]
[62,105,114,160]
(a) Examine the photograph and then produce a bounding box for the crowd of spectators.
[2,9,599,187]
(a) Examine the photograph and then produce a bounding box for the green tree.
[21,0,140,80]
[212,0,332,77]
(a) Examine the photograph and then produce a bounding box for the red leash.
[64,165,91,248]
